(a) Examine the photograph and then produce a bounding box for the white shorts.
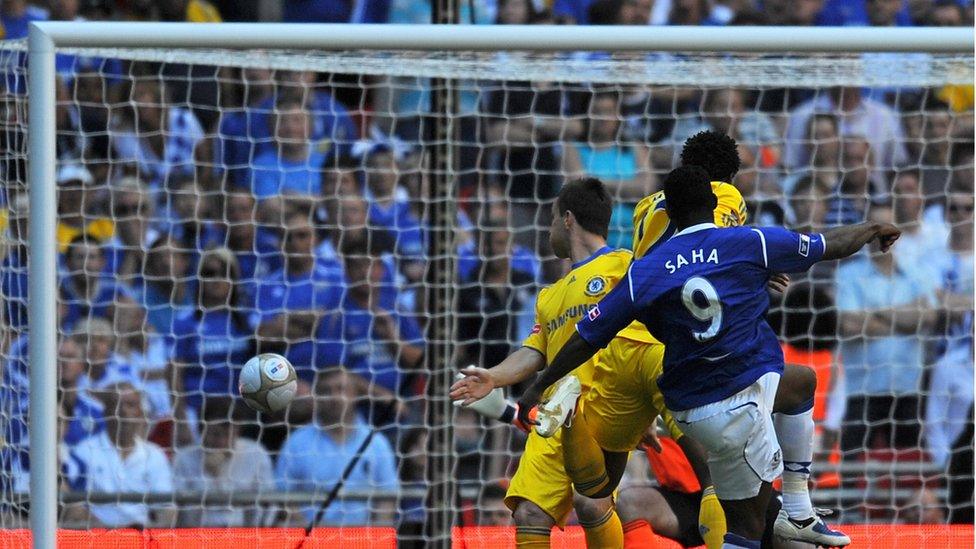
[672,372,782,500]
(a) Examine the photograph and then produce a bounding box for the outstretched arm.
[821,222,901,261]
[449,347,545,406]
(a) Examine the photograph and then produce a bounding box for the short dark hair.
[663,165,715,221]
[556,177,613,239]
[680,130,741,183]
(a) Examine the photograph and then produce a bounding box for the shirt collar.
[572,246,613,270]
[672,223,717,238]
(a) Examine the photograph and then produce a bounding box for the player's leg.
[771,366,849,546]
[512,499,556,548]
[672,373,783,548]
[506,431,577,548]
[618,484,704,548]
[771,364,817,521]
[573,494,624,549]
[561,401,628,499]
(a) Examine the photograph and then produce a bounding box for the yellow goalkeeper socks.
[563,410,610,498]
[516,526,552,548]
[698,485,727,549]
[581,505,624,549]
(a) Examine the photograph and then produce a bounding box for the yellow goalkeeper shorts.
[584,338,682,453]
[506,428,577,527]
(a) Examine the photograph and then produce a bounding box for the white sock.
[774,405,815,520]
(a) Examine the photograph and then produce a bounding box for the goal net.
[0,33,972,545]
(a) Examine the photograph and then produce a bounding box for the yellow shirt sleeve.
[632,182,747,259]
[521,289,548,357]
[187,0,223,23]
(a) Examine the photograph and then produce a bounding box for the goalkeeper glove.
[452,373,535,433]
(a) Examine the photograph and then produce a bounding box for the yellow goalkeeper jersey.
[522,246,654,395]
[632,181,747,259]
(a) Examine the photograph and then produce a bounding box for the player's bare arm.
[516,333,596,425]
[450,347,544,406]
[821,222,901,260]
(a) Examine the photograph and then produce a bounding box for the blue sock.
[722,532,761,549]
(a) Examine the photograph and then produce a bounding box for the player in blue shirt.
[518,166,900,549]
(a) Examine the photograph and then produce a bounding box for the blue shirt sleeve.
[575,268,641,350]
[753,227,825,274]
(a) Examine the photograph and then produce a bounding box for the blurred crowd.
[0,0,972,533]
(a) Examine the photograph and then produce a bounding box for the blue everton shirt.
[577,223,826,411]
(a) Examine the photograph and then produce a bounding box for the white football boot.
[534,375,581,438]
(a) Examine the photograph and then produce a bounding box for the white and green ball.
[239,353,298,413]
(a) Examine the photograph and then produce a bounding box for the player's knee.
[776,364,817,413]
[573,493,612,524]
[793,365,817,401]
[513,500,555,528]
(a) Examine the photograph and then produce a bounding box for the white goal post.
[25,21,976,549]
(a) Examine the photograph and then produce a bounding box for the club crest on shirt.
[798,234,811,257]
[584,276,607,296]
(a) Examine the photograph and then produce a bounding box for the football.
[239,353,298,414]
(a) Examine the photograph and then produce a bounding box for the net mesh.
[0,38,972,541]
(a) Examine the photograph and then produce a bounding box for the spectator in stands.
[255,210,344,384]
[282,0,390,23]
[457,221,536,369]
[106,176,158,280]
[0,0,47,40]
[785,87,907,175]
[252,70,358,161]
[362,144,427,269]
[248,98,328,200]
[320,158,360,229]
[276,367,398,526]
[670,88,780,169]
[482,72,585,255]
[173,397,274,527]
[892,169,950,291]
[72,317,140,399]
[221,191,281,303]
[780,112,842,197]
[111,299,172,421]
[836,203,937,456]
[816,0,913,26]
[763,0,824,25]
[217,67,275,187]
[919,103,957,201]
[788,175,832,233]
[56,163,114,253]
[110,78,205,189]
[667,0,726,25]
[2,193,29,330]
[478,482,513,526]
[330,192,395,262]
[132,235,194,337]
[69,382,175,527]
[734,143,786,226]
[927,0,967,25]
[824,136,876,225]
[563,91,654,248]
[925,189,974,469]
[171,248,255,440]
[58,336,108,444]
[457,212,540,284]
[158,175,220,251]
[60,234,129,328]
[339,239,424,401]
